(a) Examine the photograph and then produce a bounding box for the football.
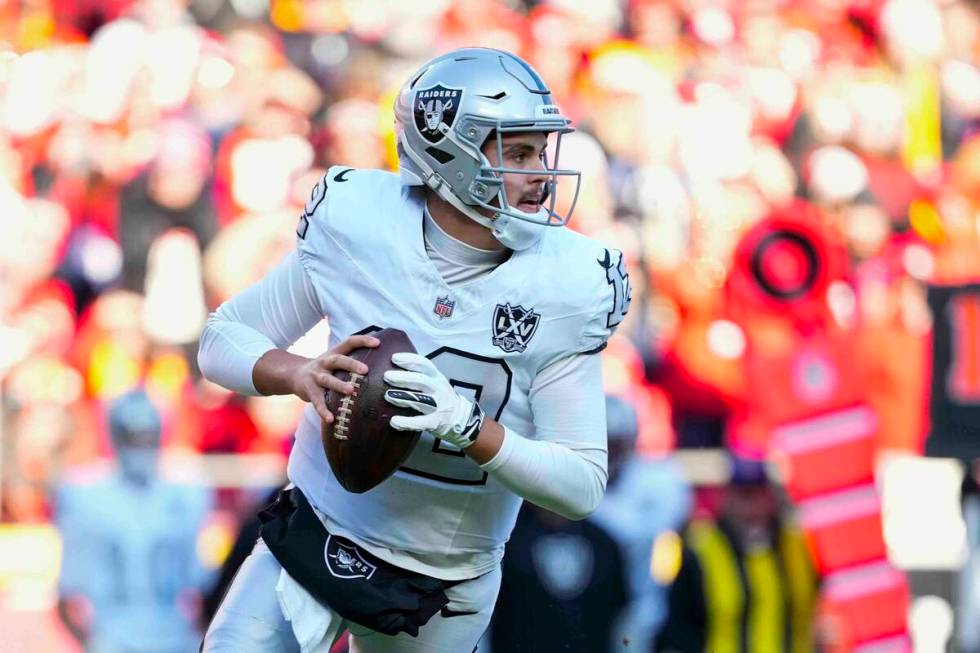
[322,328,421,493]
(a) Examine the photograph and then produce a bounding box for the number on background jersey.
[948,292,980,403]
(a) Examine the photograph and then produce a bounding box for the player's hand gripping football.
[291,335,380,424]
[383,353,486,449]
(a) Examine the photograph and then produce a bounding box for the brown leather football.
[322,328,421,493]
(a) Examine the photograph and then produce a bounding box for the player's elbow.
[561,464,607,521]
[196,314,220,382]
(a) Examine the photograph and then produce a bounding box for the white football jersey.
[288,167,630,580]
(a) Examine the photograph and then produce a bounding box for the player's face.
[482,132,550,215]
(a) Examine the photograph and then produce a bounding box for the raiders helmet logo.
[324,535,377,580]
[414,84,462,144]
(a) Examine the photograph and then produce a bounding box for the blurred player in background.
[590,394,692,650]
[488,394,647,652]
[55,389,211,653]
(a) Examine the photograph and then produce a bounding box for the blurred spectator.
[591,394,693,651]
[655,455,817,653]
[54,389,212,653]
[118,119,216,293]
[488,497,629,653]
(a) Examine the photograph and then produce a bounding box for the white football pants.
[201,539,499,653]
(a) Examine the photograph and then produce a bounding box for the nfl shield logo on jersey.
[325,535,377,580]
[414,85,462,144]
[433,296,455,319]
[492,303,541,353]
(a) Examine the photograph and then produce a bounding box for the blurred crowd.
[0,0,979,649]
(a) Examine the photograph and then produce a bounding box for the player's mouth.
[517,195,542,213]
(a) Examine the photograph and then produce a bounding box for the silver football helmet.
[394,48,581,250]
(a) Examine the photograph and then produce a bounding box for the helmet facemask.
[399,120,581,249]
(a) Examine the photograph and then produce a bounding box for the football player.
[55,389,211,653]
[198,47,631,653]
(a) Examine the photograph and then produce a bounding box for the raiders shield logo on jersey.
[325,535,377,580]
[492,303,540,353]
[414,85,462,144]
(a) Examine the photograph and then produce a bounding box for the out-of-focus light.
[0,525,61,611]
[246,393,305,438]
[0,50,19,84]
[693,257,727,289]
[826,280,858,329]
[679,88,753,181]
[942,60,980,115]
[812,96,852,143]
[751,141,797,206]
[882,0,945,60]
[342,0,394,38]
[692,7,735,46]
[778,29,821,80]
[142,229,207,345]
[230,0,269,20]
[909,595,953,652]
[80,232,122,285]
[650,530,683,584]
[147,26,200,110]
[312,34,349,67]
[902,243,934,280]
[2,50,59,136]
[746,68,796,120]
[88,340,143,399]
[707,319,746,360]
[909,198,945,243]
[0,325,32,374]
[124,129,159,169]
[231,136,314,213]
[146,350,191,404]
[808,145,868,203]
[879,454,966,570]
[197,517,236,570]
[198,56,235,89]
[82,19,146,125]
[6,357,83,405]
[850,82,905,155]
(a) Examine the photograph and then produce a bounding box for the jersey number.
[354,327,512,486]
[599,248,631,328]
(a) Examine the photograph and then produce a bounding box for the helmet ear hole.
[425,148,455,164]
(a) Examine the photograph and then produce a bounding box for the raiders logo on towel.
[325,535,377,580]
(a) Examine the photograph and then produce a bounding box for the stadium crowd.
[0,0,978,649]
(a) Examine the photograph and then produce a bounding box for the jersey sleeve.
[579,247,632,354]
[294,166,358,272]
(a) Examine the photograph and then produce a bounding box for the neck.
[425,193,507,252]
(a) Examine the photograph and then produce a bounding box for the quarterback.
[198,48,631,653]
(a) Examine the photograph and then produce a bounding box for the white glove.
[383,353,485,449]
